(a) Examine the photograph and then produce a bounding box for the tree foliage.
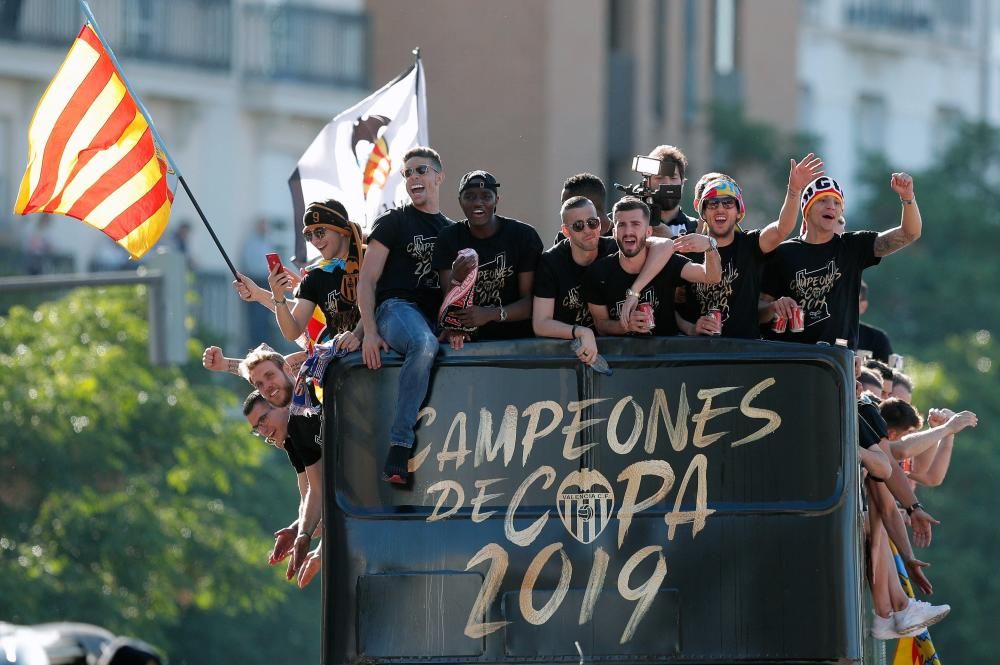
[0,285,320,663]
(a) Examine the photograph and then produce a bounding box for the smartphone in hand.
[265,252,285,274]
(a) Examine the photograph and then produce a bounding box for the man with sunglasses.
[242,390,323,588]
[533,196,679,364]
[550,173,613,245]
[234,199,364,348]
[433,170,543,347]
[239,346,325,583]
[625,156,824,338]
[358,147,453,485]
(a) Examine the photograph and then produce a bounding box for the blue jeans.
[376,298,440,447]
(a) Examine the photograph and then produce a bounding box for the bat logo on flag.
[351,114,392,198]
[557,468,615,544]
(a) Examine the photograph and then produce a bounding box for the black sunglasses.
[401,164,439,178]
[568,218,601,232]
[704,197,737,210]
[302,227,327,242]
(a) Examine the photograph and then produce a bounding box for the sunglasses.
[401,164,439,178]
[302,227,327,242]
[704,197,737,210]
[567,218,601,232]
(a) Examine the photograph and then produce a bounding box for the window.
[714,0,736,76]
[855,94,886,154]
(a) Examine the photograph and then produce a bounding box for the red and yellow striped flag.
[14,23,174,259]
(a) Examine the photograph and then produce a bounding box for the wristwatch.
[707,236,718,251]
[498,305,508,322]
[626,288,641,299]
[905,501,924,516]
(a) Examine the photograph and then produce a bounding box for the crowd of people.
[198,143,977,644]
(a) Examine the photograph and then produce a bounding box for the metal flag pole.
[78,0,239,278]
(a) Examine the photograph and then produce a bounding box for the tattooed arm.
[873,172,922,257]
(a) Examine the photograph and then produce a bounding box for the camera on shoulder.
[615,155,682,214]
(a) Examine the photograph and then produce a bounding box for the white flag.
[289,55,428,261]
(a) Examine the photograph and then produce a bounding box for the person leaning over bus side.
[358,147,453,485]
[583,197,720,337]
[533,196,677,364]
[550,173,613,245]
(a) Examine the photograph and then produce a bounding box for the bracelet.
[905,501,923,515]
[571,325,578,340]
[900,197,914,205]
[272,296,286,306]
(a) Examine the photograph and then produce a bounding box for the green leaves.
[0,286,319,662]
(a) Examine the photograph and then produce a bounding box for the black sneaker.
[382,444,411,485]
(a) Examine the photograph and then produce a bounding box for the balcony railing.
[240,4,367,88]
[8,0,232,70]
[844,0,974,44]
[0,0,368,87]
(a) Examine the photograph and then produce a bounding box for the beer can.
[790,306,805,333]
[888,353,905,370]
[638,303,655,331]
[835,338,848,347]
[771,313,787,333]
[708,307,722,335]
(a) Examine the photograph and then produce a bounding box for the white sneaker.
[894,598,951,635]
[872,613,904,640]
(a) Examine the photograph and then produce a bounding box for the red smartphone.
[265,252,285,274]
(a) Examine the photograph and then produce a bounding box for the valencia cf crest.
[557,468,615,544]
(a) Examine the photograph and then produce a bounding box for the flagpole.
[78,0,239,278]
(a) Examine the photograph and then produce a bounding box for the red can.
[708,307,722,334]
[771,313,787,333]
[637,303,655,331]
[790,306,805,333]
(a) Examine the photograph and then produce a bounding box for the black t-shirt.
[432,216,543,340]
[368,204,453,320]
[284,413,322,473]
[534,236,618,328]
[858,322,894,362]
[761,231,880,347]
[295,259,361,339]
[680,229,768,339]
[583,251,691,336]
[858,398,888,448]
[654,207,699,237]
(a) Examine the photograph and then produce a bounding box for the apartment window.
[932,106,963,154]
[797,83,814,133]
[855,94,887,154]
[714,0,736,76]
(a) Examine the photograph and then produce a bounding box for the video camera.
[614,155,683,222]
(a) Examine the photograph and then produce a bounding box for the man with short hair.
[242,389,322,586]
[239,346,324,581]
[622,155,824,338]
[858,280,894,362]
[533,196,676,364]
[358,146,453,485]
[584,197,720,336]
[433,170,543,347]
[551,173,612,244]
[881,398,977,488]
[645,145,698,238]
[760,172,922,348]
[890,370,914,402]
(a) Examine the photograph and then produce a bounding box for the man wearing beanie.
[760,172,922,347]
[432,170,543,346]
[620,154,824,338]
[233,198,364,346]
[358,147,453,485]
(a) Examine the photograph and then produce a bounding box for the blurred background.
[1,0,997,663]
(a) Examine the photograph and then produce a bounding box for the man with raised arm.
[357,147,453,485]
[760,173,922,348]
[583,197,720,337]
[620,155,824,337]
